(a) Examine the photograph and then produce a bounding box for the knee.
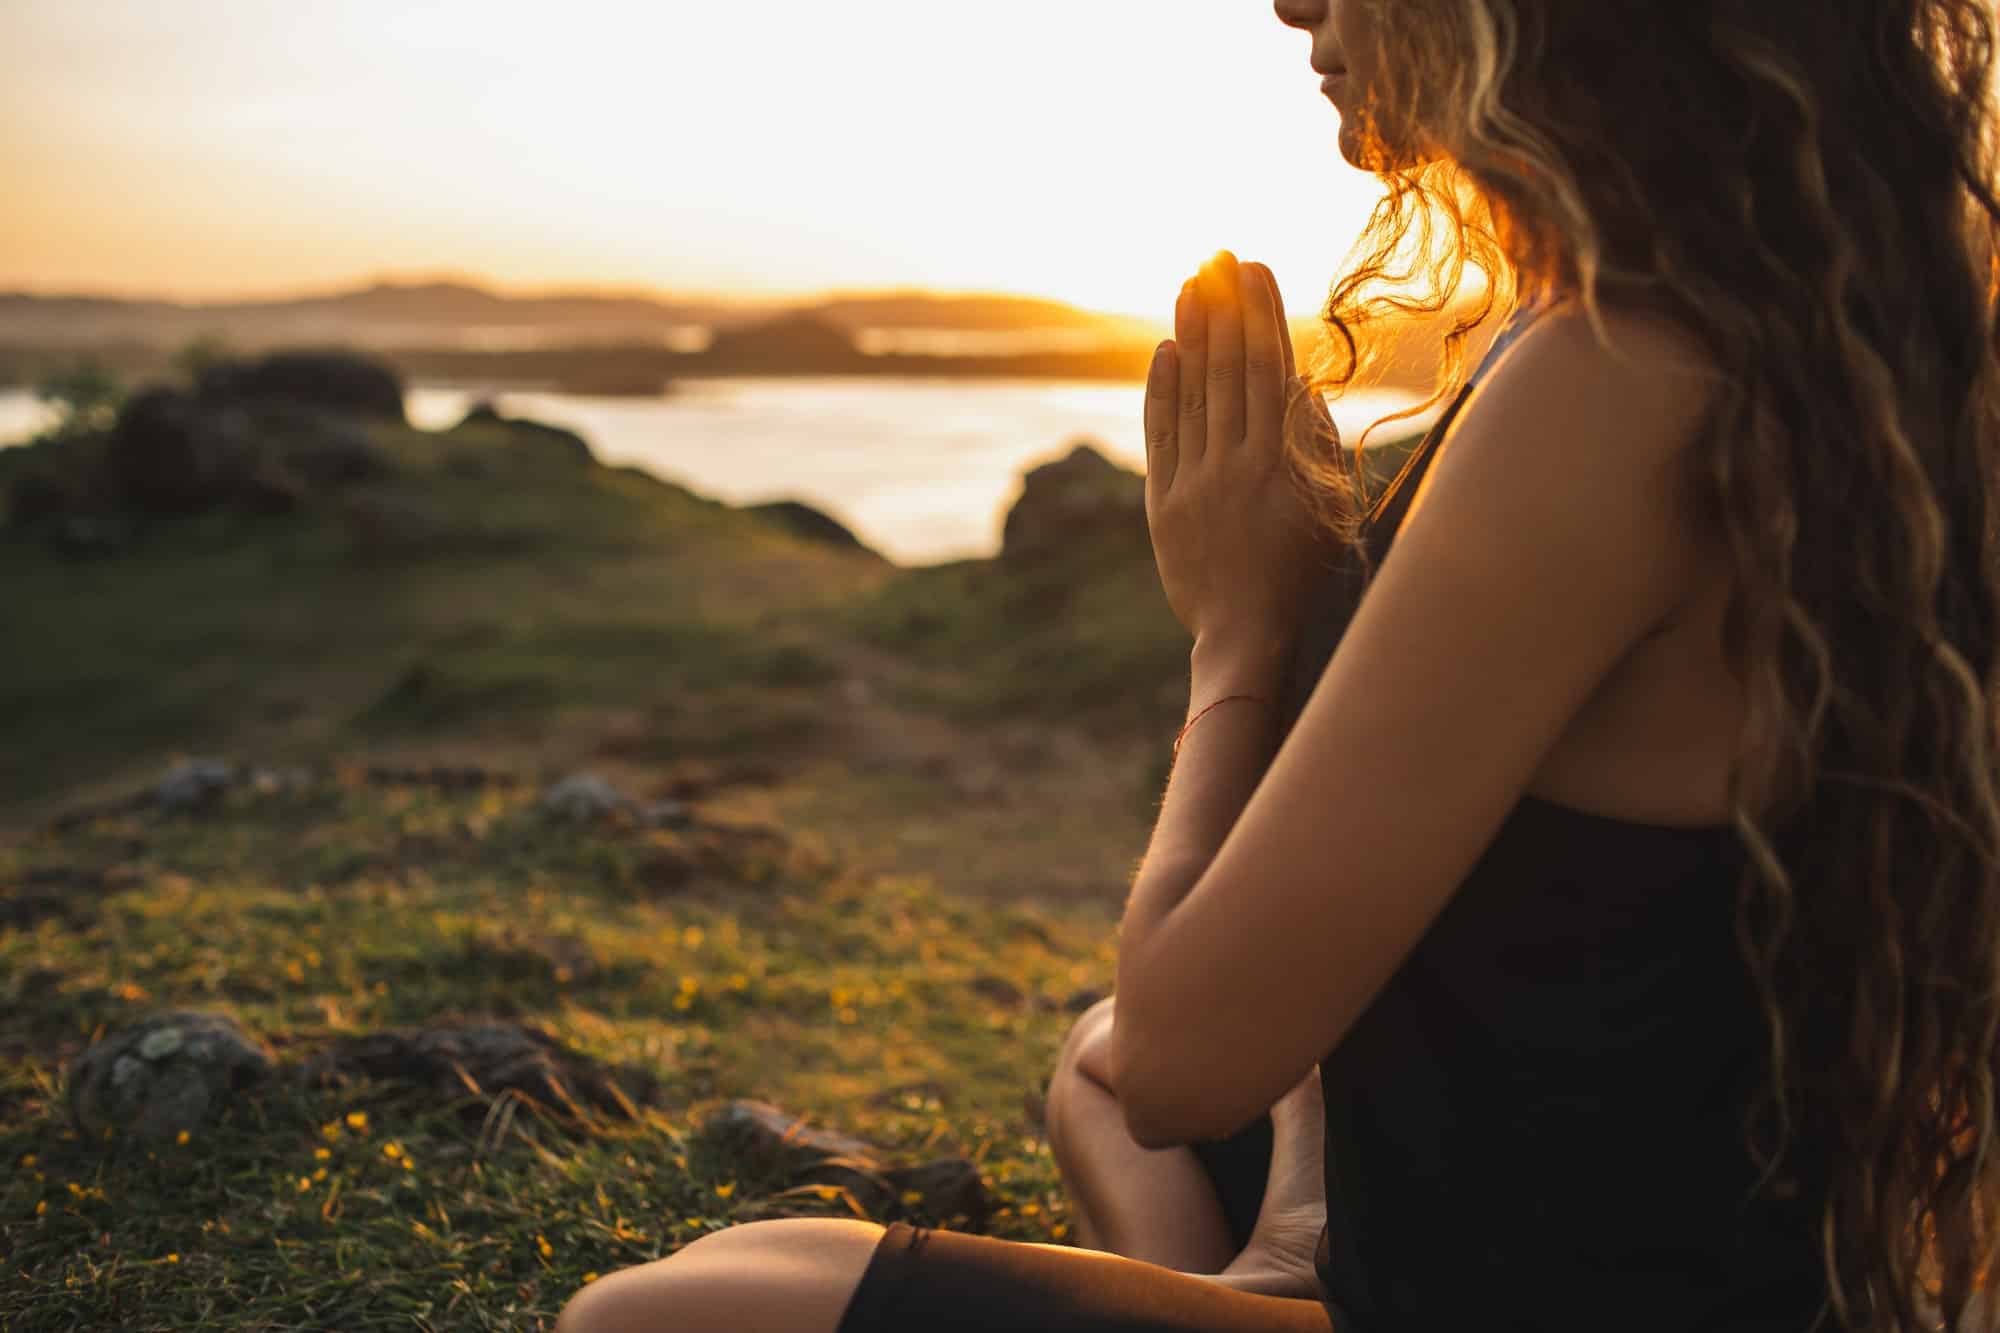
[1056,994,1118,1081]
[1045,995,1119,1140]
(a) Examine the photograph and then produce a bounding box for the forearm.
[1118,628,1292,972]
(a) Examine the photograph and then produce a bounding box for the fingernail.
[1153,342,1172,372]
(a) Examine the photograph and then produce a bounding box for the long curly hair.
[1279,2,2000,1329]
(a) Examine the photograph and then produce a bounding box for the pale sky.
[0,1,1397,320]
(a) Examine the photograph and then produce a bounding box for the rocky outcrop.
[998,440,1148,565]
[194,351,406,424]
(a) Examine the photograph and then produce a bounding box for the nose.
[1272,0,1323,31]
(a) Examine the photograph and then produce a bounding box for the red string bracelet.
[1173,693,1273,760]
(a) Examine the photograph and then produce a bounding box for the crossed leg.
[553,1216,1335,1333]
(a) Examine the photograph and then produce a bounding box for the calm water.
[0,378,1433,566]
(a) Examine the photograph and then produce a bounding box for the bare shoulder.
[1407,293,1729,602]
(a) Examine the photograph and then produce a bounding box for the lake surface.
[0,378,1434,566]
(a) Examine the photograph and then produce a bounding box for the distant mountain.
[0,278,1170,350]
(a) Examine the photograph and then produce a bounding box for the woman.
[559,0,2000,1328]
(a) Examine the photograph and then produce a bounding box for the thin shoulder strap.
[1361,299,1547,566]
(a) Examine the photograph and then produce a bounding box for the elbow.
[1109,1019,1205,1151]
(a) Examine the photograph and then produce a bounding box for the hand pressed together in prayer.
[1143,250,1343,654]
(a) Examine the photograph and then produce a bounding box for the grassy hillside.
[0,391,1420,1328]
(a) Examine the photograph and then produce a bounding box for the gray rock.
[156,758,235,812]
[538,773,631,822]
[67,1010,275,1140]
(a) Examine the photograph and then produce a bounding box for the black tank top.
[1273,303,1832,1331]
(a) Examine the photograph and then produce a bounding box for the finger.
[1200,250,1245,455]
[1143,339,1179,507]
[1250,262,1297,384]
[1240,260,1286,451]
[1175,274,1208,463]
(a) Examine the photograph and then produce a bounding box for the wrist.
[1190,626,1293,698]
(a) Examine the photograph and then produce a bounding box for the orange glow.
[0,1,1394,320]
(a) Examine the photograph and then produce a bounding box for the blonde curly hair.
[1279,3,2000,1329]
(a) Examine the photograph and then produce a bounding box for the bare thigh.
[555,1218,886,1333]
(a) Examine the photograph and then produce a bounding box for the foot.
[1212,1066,1327,1301]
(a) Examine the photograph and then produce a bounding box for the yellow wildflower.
[383,1141,403,1159]
[714,1182,735,1199]
[1051,1222,1070,1239]
[901,1189,923,1206]
[583,1272,600,1283]
[671,994,692,1012]
[166,1253,180,1264]
[536,1234,554,1258]
[19,1154,37,1168]
[175,1131,189,1146]
[314,1147,331,1161]
[682,925,704,949]
[728,973,748,991]
[297,1176,312,1192]
[35,1200,46,1216]
[678,975,699,994]
[401,1157,414,1171]
[345,1111,368,1131]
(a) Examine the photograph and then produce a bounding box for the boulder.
[65,1010,276,1140]
[999,441,1147,565]
[195,350,406,424]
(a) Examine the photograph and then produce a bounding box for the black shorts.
[835,1113,1337,1332]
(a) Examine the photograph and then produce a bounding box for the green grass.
[0,418,898,823]
[0,776,1119,1330]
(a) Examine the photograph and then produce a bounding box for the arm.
[1110,300,1723,1149]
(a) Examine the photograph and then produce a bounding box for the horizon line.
[0,270,1178,324]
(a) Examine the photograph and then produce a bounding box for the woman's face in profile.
[1273,0,1422,170]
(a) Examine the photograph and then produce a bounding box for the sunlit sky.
[0,0,1397,320]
